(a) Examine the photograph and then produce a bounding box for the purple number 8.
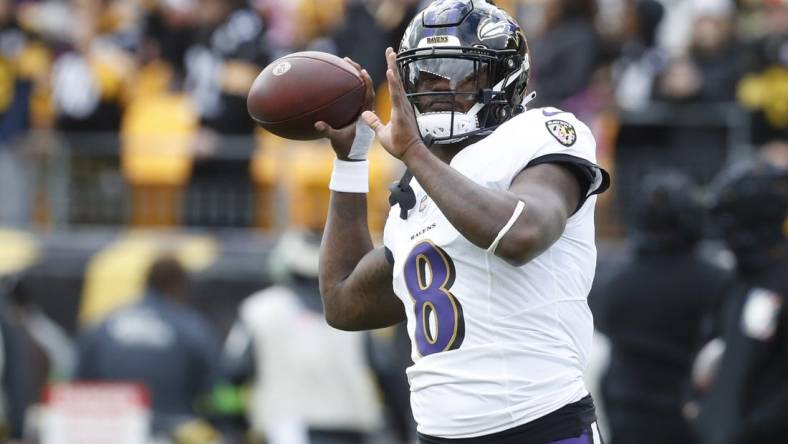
[404,241,465,356]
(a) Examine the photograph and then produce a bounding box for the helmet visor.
[401,57,492,113]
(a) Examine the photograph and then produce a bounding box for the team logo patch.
[545,120,577,146]
[477,18,508,41]
[272,61,291,76]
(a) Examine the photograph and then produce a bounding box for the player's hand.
[362,47,425,160]
[314,58,375,160]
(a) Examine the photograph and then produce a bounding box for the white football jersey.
[383,107,607,438]
[239,287,381,437]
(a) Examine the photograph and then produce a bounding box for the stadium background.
[0,0,786,442]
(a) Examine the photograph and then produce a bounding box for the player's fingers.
[386,68,407,107]
[361,69,375,110]
[345,57,363,72]
[361,110,384,133]
[314,121,334,136]
[391,51,405,86]
[361,69,374,91]
[385,48,399,79]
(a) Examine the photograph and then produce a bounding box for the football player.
[315,1,610,442]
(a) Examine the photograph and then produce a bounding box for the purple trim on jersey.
[549,431,593,444]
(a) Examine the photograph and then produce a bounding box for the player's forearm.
[401,144,532,255]
[320,192,374,294]
[319,192,379,328]
[322,247,405,330]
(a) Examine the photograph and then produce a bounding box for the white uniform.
[237,287,381,441]
[383,108,607,439]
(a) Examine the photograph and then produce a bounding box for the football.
[247,51,366,140]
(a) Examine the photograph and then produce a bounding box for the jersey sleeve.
[458,108,609,209]
[528,110,609,205]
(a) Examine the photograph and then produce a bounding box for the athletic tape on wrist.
[329,159,369,193]
[348,121,375,160]
[487,200,526,254]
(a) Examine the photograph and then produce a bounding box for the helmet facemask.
[397,46,530,144]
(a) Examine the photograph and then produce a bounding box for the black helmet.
[709,159,788,270]
[397,0,531,143]
[634,171,704,252]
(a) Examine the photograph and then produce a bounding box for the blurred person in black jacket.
[656,0,742,103]
[592,171,731,444]
[0,273,76,441]
[313,0,421,87]
[613,0,668,111]
[695,158,788,444]
[76,255,221,437]
[0,282,29,442]
[530,0,600,109]
[48,0,138,225]
[182,0,273,227]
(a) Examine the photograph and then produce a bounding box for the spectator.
[221,230,387,444]
[183,0,272,227]
[49,0,137,224]
[531,0,600,109]
[737,1,788,146]
[50,0,135,134]
[613,0,668,111]
[592,171,731,444]
[120,5,200,226]
[656,0,742,103]
[0,282,31,441]
[76,255,221,437]
[0,0,52,226]
[139,1,197,81]
[2,272,76,425]
[315,0,421,87]
[696,158,788,444]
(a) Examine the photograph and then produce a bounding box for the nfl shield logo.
[545,120,577,146]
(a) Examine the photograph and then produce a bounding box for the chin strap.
[388,135,434,220]
[521,91,537,108]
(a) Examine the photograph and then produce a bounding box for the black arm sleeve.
[527,153,610,213]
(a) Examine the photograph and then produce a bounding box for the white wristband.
[329,159,369,193]
[487,200,526,254]
[348,121,375,160]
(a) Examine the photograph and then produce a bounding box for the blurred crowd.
[0,0,784,230]
[0,0,427,229]
[0,0,787,443]
[0,231,417,444]
[590,149,788,444]
[0,155,786,444]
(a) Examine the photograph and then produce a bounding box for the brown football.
[247,51,365,140]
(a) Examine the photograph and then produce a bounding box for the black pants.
[309,429,367,444]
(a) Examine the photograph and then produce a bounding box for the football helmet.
[397,0,531,143]
[634,171,704,252]
[709,159,788,262]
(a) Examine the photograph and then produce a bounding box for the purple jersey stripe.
[549,431,593,444]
